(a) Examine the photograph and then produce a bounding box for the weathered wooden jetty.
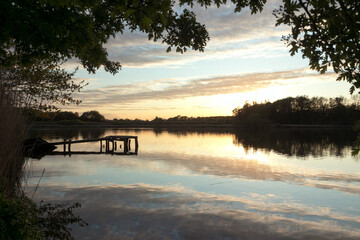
[24,135,138,158]
[51,135,138,155]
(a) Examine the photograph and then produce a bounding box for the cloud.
[70,68,337,109]
[101,0,290,68]
[57,1,293,74]
[193,0,287,42]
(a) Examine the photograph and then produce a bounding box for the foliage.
[27,109,104,122]
[54,111,79,121]
[26,109,57,121]
[2,0,358,92]
[0,60,85,110]
[352,135,360,155]
[0,0,359,110]
[242,112,272,128]
[0,192,87,240]
[31,110,234,125]
[352,120,360,155]
[38,201,88,240]
[80,110,105,122]
[0,193,43,240]
[0,85,87,240]
[274,0,360,93]
[0,0,218,74]
[233,96,360,125]
[0,0,273,74]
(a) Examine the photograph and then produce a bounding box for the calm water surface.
[25,127,360,239]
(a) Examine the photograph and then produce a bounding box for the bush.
[0,193,43,240]
[0,193,87,240]
[38,201,87,240]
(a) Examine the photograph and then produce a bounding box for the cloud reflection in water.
[32,184,360,240]
[26,128,360,239]
[27,148,360,196]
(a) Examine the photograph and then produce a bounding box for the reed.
[0,75,87,240]
[0,84,28,197]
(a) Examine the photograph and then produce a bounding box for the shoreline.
[28,121,354,129]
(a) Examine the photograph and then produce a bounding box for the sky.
[60,0,354,120]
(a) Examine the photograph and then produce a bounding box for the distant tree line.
[28,110,106,122]
[27,96,360,126]
[149,115,233,125]
[233,96,360,126]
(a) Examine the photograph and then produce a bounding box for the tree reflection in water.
[233,128,356,158]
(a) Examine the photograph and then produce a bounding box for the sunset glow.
[59,1,353,119]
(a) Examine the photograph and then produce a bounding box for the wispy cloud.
[101,0,289,68]
[70,68,336,109]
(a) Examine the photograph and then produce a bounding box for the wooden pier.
[49,135,138,156]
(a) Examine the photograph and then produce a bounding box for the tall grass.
[0,84,28,197]
[0,75,87,240]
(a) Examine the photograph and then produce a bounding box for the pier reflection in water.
[26,127,360,240]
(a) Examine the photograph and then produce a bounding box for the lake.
[25,127,360,239]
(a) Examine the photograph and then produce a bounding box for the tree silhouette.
[274,0,360,93]
[54,111,79,121]
[80,110,105,122]
[233,96,360,125]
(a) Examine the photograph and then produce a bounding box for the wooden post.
[128,139,131,151]
[111,140,114,155]
[115,141,117,151]
[135,137,139,154]
[124,139,128,153]
[63,139,66,153]
[100,140,103,153]
[68,139,71,156]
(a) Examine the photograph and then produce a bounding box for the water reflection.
[28,126,107,140]
[26,127,360,239]
[234,128,356,157]
[153,126,234,136]
[28,126,148,141]
[29,148,360,197]
[29,127,356,158]
[31,184,360,240]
